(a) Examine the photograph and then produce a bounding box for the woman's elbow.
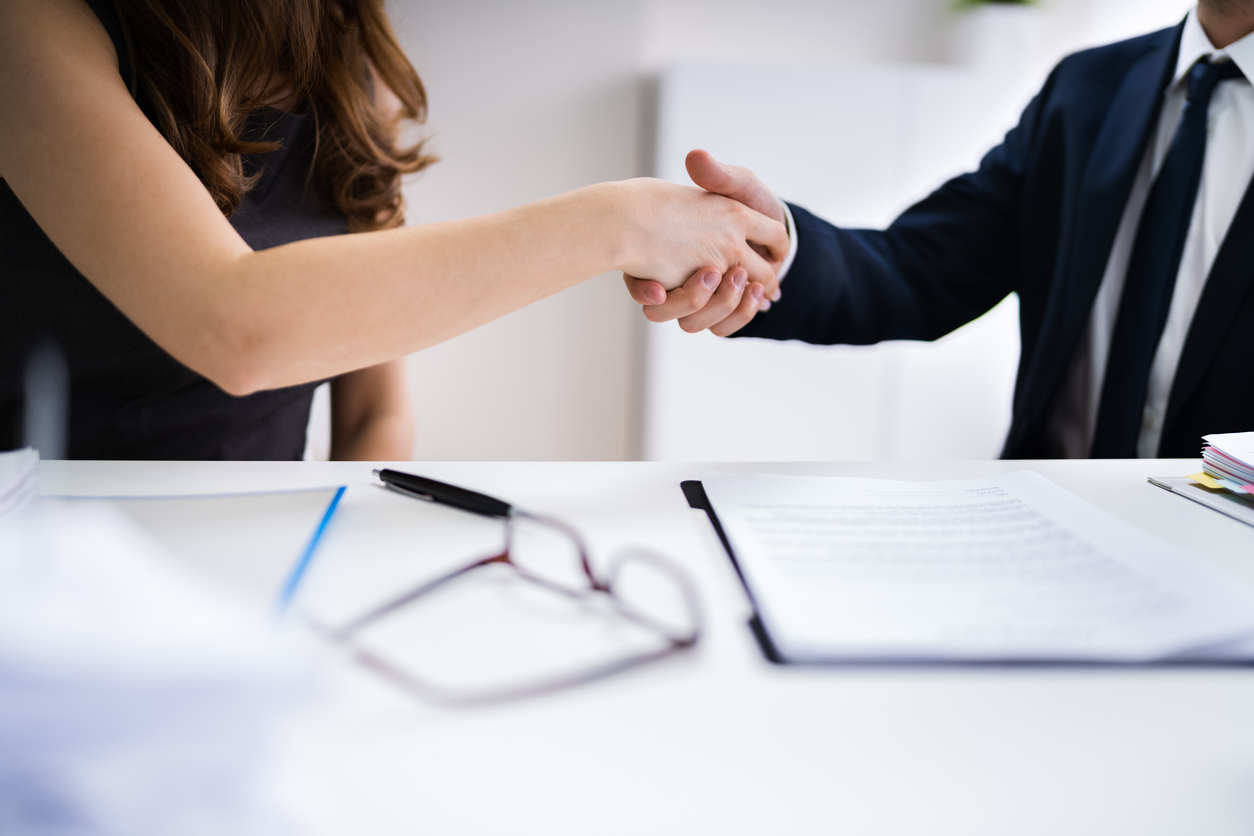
[185,325,280,397]
[198,353,273,397]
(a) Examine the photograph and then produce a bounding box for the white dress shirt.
[1047,8,1254,457]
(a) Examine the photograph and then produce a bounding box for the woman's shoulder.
[79,0,132,85]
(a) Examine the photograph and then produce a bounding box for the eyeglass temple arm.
[326,552,508,641]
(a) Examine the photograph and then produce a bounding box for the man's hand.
[625,150,785,335]
[685,149,785,227]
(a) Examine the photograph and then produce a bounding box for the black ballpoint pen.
[374,468,514,518]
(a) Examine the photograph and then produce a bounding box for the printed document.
[701,470,1254,662]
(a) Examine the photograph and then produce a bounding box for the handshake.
[616,149,789,338]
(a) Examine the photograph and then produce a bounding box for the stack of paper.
[1151,433,1254,527]
[0,447,38,524]
[1193,432,1254,496]
[0,498,314,835]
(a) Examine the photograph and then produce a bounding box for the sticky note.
[1188,472,1223,490]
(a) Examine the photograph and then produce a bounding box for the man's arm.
[631,78,1054,343]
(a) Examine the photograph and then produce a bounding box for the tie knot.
[1186,57,1246,104]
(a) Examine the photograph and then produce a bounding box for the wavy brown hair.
[112,0,436,232]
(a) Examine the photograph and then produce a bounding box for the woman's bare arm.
[329,360,414,461]
[0,0,787,396]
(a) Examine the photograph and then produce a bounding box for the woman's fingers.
[737,244,781,302]
[642,268,723,323]
[677,268,750,333]
[623,274,667,305]
[709,280,765,337]
[741,203,790,265]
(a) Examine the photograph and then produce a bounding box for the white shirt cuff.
[777,199,799,284]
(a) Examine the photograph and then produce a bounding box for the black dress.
[0,0,348,460]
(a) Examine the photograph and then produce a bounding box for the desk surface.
[41,459,1254,836]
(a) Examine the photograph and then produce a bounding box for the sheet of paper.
[702,470,1254,663]
[109,488,343,606]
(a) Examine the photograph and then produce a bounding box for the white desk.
[40,459,1254,836]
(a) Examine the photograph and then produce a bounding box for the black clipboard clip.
[682,480,788,665]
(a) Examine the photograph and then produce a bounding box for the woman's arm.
[0,0,787,396]
[329,360,414,461]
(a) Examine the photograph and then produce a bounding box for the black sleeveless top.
[0,0,347,460]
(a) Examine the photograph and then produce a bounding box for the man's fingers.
[623,274,667,306]
[677,268,748,333]
[709,280,765,337]
[642,268,722,323]
[686,149,785,225]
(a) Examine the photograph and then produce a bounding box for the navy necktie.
[1089,56,1246,458]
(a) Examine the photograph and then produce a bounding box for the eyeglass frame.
[309,490,704,707]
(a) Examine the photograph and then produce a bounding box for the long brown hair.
[112,0,436,232]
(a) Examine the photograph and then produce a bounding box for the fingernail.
[733,271,748,290]
[701,270,721,291]
[751,284,764,303]
[771,288,782,302]
[760,300,772,312]
[646,287,664,304]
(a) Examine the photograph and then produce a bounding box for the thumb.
[685,149,784,225]
[685,149,736,195]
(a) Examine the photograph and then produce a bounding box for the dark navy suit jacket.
[739,23,1254,458]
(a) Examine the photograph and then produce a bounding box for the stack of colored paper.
[1190,432,1254,496]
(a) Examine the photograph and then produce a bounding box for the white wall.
[304,0,1193,462]
[645,64,1031,462]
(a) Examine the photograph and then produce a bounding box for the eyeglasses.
[310,470,704,707]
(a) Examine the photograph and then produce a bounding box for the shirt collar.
[1174,6,1254,85]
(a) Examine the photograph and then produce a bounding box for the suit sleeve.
[738,76,1052,346]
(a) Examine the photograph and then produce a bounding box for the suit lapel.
[1014,26,1181,441]
[1161,177,1254,439]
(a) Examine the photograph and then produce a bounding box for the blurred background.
[307,0,1194,463]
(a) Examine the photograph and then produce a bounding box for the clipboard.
[682,479,1254,668]
[1149,476,1254,529]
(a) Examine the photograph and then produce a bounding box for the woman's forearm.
[204,183,629,393]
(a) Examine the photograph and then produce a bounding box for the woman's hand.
[611,178,788,297]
